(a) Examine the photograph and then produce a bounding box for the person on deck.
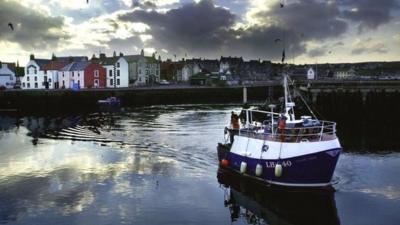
[230,111,240,143]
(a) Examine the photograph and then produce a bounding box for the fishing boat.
[97,97,121,107]
[217,75,341,187]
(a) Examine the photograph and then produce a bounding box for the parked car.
[159,79,170,85]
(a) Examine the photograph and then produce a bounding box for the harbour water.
[0,104,399,225]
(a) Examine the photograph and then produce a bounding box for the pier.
[297,80,400,104]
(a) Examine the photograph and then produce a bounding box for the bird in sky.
[275,38,282,43]
[280,3,284,8]
[8,23,14,31]
[87,0,89,4]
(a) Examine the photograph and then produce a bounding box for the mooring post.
[243,86,247,104]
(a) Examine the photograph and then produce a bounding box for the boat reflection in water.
[217,168,340,225]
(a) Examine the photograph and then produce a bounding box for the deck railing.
[235,109,337,142]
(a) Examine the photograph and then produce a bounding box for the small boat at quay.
[97,97,121,107]
[217,75,342,187]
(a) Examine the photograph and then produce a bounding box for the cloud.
[0,0,69,51]
[342,0,399,31]
[351,38,388,55]
[119,0,235,56]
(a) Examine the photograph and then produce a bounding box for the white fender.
[275,163,283,177]
[240,162,247,174]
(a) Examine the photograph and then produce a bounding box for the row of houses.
[2,50,161,90]
[161,56,273,83]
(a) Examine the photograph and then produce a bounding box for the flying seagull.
[8,23,14,31]
[274,38,282,43]
[280,3,284,8]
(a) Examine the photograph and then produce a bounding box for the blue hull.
[218,144,341,187]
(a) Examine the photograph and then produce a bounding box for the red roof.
[42,61,68,71]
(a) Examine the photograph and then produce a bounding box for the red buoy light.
[221,159,229,167]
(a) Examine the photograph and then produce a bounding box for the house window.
[117,70,120,76]
[94,70,99,77]
[34,69,37,74]
[49,78,52,82]
[27,83,30,88]
[62,72,64,77]
[44,76,47,82]
[34,82,38,88]
[94,79,99,86]
[72,72,74,77]
[22,82,25,87]
[62,81,65,86]
[117,79,120,85]
[78,72,80,77]
[139,69,141,74]
[109,70,112,77]
[34,76,37,81]
[110,79,113,85]
[116,62,120,68]
[10,76,14,81]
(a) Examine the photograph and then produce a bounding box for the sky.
[0,0,399,65]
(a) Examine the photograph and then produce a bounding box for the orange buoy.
[221,159,229,167]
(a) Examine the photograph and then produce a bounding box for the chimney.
[52,53,57,61]
[99,53,106,59]
[30,54,35,60]
[140,49,144,56]
[119,52,124,57]
[113,51,116,57]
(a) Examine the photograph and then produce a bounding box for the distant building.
[22,55,51,89]
[181,62,201,82]
[58,61,90,89]
[0,62,16,89]
[220,56,243,76]
[84,63,107,88]
[307,67,315,80]
[335,68,356,79]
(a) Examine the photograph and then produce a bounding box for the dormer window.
[116,62,120,68]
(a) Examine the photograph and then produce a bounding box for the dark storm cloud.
[255,0,348,41]
[0,0,68,50]
[341,0,399,31]
[118,0,350,60]
[307,47,327,57]
[119,0,235,56]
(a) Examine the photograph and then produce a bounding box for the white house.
[0,63,16,89]
[181,63,201,81]
[21,55,51,89]
[307,67,315,80]
[58,62,89,89]
[335,68,356,79]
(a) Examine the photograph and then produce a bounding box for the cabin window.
[94,70,99,77]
